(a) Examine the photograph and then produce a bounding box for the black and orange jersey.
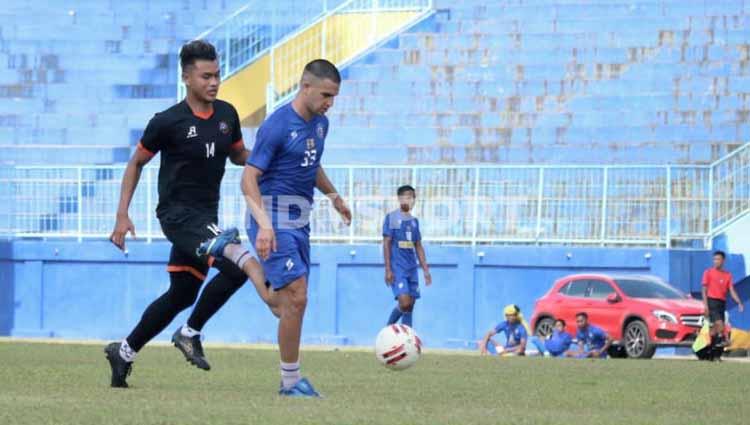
[138,99,244,221]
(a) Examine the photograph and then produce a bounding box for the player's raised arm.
[110,143,155,251]
[315,166,351,225]
[241,165,275,259]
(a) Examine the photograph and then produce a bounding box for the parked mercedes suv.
[530,274,705,358]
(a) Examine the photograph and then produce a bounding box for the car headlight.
[652,310,677,323]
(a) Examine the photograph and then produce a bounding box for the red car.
[530,273,705,358]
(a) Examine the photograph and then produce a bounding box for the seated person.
[531,319,573,357]
[568,312,611,358]
[479,305,529,356]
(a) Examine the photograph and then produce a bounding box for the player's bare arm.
[229,146,250,166]
[383,235,394,285]
[241,165,275,259]
[110,147,154,251]
[479,329,496,355]
[702,285,710,315]
[414,240,431,286]
[730,286,744,312]
[315,166,351,225]
[506,338,526,354]
[595,336,612,357]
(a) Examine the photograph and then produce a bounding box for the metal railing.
[177,0,434,111]
[2,144,748,247]
[177,0,347,101]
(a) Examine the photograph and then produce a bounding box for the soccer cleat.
[172,328,211,371]
[279,377,322,398]
[104,342,133,388]
[196,227,240,258]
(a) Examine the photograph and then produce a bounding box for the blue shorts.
[391,268,420,300]
[247,228,309,290]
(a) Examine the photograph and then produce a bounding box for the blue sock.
[387,307,402,325]
[401,311,413,327]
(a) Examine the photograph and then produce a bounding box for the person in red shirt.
[702,250,744,346]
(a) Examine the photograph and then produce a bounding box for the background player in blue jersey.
[199,60,351,397]
[530,319,573,357]
[570,312,611,358]
[383,185,432,328]
[479,305,529,356]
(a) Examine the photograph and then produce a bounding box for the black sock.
[126,272,202,352]
[186,272,246,331]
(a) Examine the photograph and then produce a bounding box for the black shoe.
[172,328,211,371]
[104,342,133,388]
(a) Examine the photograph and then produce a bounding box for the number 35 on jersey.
[301,138,317,167]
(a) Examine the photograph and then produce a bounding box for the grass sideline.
[0,340,748,425]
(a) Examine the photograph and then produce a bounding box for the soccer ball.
[375,324,422,370]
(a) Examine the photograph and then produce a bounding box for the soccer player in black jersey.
[104,40,273,388]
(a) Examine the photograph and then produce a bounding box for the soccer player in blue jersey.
[530,319,573,357]
[570,312,611,358]
[384,185,432,328]
[199,59,351,397]
[480,305,529,356]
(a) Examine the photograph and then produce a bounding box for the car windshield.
[616,278,686,299]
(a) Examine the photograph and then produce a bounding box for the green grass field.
[1,341,748,425]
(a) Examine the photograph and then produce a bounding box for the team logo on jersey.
[316,123,325,139]
[290,131,298,140]
[187,126,198,139]
[306,138,315,150]
[219,121,229,135]
[285,258,295,271]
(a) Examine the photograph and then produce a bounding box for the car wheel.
[624,320,656,359]
[535,317,555,337]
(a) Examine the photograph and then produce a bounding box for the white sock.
[280,361,301,390]
[119,340,136,362]
[180,324,201,338]
[223,244,254,270]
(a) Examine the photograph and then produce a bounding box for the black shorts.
[707,298,726,323]
[159,212,223,281]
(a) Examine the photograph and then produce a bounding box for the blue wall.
[1,240,747,349]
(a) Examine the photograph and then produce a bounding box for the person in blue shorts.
[383,185,432,328]
[530,319,573,357]
[479,305,529,356]
[198,59,351,397]
[570,312,611,358]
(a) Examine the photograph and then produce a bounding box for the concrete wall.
[1,240,747,348]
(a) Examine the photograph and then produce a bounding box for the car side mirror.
[606,293,621,303]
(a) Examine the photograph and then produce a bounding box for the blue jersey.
[577,325,607,350]
[246,103,328,234]
[494,321,527,348]
[383,210,421,273]
[545,330,572,355]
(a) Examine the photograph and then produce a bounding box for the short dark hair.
[555,319,566,328]
[303,59,341,83]
[713,250,726,259]
[576,312,588,320]
[180,40,217,70]
[397,185,416,196]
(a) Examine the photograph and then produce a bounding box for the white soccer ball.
[375,324,422,370]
